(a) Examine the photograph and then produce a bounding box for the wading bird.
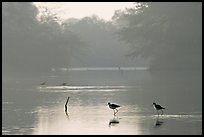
[152,102,165,116]
[61,83,67,86]
[40,82,46,85]
[106,102,120,116]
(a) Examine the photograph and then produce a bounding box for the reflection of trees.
[113,2,202,70]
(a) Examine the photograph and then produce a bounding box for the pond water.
[2,70,202,135]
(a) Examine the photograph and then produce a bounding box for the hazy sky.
[33,2,135,21]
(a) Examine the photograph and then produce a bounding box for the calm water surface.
[2,70,202,135]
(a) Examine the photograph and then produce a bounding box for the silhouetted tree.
[62,15,129,67]
[2,2,86,75]
[113,2,202,70]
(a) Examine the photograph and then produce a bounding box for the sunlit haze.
[33,2,135,21]
[3,2,202,135]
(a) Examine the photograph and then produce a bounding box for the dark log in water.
[65,97,70,114]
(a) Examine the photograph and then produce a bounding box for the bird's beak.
[106,104,108,106]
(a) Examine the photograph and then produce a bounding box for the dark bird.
[152,102,165,115]
[57,83,67,86]
[106,102,120,116]
[61,83,67,86]
[40,82,46,85]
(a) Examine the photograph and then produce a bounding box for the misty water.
[2,69,202,135]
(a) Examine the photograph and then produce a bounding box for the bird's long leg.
[157,110,159,116]
[115,109,118,115]
[161,110,163,115]
[157,114,159,119]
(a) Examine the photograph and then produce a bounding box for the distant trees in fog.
[2,2,86,75]
[2,2,202,77]
[112,2,202,70]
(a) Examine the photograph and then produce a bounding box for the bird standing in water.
[152,102,165,116]
[40,82,46,85]
[106,102,120,116]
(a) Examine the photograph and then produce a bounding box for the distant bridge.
[67,67,150,71]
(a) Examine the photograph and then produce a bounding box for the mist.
[3,2,202,75]
[2,2,202,135]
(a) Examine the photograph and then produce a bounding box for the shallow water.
[2,70,202,135]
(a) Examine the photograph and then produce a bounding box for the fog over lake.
[2,2,202,135]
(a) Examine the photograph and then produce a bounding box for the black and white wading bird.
[106,102,120,116]
[152,102,165,116]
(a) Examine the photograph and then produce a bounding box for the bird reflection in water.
[109,116,120,126]
[154,115,164,128]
